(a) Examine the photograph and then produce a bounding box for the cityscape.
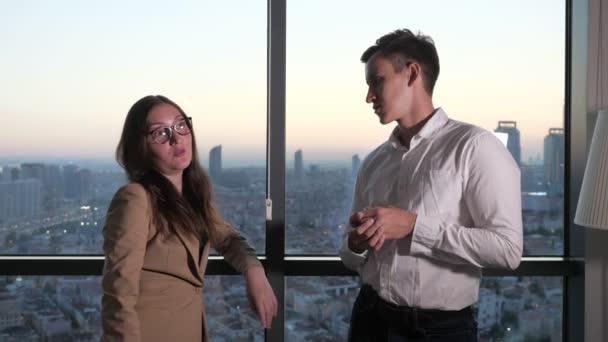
[0,121,564,341]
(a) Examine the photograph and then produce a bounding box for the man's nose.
[366,87,375,103]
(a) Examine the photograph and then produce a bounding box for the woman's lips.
[174,148,186,157]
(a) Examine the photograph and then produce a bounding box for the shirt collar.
[388,108,449,150]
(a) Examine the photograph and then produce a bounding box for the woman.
[101,95,276,341]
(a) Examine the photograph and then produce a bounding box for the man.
[339,29,522,341]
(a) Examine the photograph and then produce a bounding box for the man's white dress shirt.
[340,108,523,310]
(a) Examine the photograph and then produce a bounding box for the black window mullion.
[0,256,575,278]
[266,0,287,341]
[566,0,587,340]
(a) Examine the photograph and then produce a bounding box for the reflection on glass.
[286,276,562,341]
[286,0,565,255]
[0,276,261,341]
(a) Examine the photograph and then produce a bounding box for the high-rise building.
[544,128,564,195]
[351,154,361,179]
[0,179,41,220]
[1,166,20,182]
[63,164,80,200]
[45,165,63,210]
[495,121,521,165]
[0,182,17,219]
[20,163,45,180]
[295,149,304,182]
[79,168,93,203]
[21,163,63,210]
[209,145,222,181]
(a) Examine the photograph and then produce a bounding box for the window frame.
[0,1,586,341]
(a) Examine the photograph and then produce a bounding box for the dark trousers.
[348,285,478,342]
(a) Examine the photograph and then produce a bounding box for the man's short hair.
[361,29,440,96]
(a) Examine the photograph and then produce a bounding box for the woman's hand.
[244,266,277,329]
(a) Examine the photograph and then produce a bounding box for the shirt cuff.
[410,214,443,254]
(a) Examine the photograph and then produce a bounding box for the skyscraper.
[0,167,7,182]
[0,179,41,220]
[79,168,93,203]
[495,121,521,165]
[21,163,62,210]
[295,149,304,182]
[63,164,80,200]
[20,163,45,180]
[1,166,20,182]
[352,154,361,179]
[209,145,222,181]
[544,128,564,195]
[44,164,63,210]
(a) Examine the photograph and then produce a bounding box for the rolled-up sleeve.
[101,184,150,342]
[410,132,523,270]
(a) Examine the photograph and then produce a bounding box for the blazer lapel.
[174,228,203,283]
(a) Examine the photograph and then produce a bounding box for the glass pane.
[0,275,261,341]
[0,2,267,254]
[286,276,563,341]
[286,0,565,255]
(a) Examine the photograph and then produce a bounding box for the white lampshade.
[575,110,608,229]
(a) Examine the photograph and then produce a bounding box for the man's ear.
[407,63,420,86]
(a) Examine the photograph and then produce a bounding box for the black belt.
[359,284,473,323]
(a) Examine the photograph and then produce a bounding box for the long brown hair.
[116,95,224,241]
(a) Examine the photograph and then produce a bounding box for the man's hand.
[347,207,417,252]
[347,217,385,253]
[244,266,277,329]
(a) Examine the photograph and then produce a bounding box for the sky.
[0,0,565,167]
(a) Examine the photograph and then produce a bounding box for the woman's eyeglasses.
[147,117,192,144]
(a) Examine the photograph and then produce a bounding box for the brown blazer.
[101,183,262,342]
